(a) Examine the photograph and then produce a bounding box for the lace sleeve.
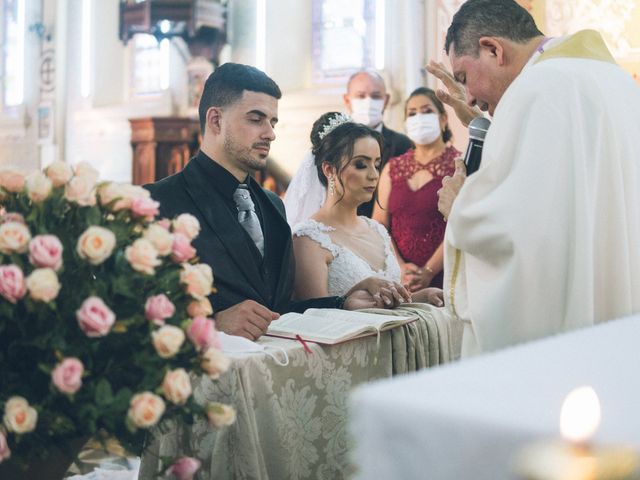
[292,220,340,257]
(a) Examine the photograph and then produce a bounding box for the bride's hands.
[347,277,412,308]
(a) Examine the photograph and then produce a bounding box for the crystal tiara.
[318,113,352,140]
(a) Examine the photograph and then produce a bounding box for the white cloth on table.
[350,314,640,480]
[444,31,640,356]
[292,217,401,296]
[283,151,326,228]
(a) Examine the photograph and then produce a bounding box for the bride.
[291,112,443,306]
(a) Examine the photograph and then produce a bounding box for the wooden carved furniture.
[129,117,200,185]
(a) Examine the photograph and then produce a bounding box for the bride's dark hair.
[310,112,383,201]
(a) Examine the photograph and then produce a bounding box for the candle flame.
[560,386,601,444]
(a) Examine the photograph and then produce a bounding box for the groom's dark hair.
[198,62,282,133]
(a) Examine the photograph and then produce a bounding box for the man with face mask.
[343,69,414,217]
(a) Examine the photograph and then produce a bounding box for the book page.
[268,312,373,342]
[303,309,415,329]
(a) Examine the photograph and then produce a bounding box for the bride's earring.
[329,176,335,196]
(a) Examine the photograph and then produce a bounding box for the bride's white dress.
[293,217,401,296]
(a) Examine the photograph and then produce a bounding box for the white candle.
[514,386,639,480]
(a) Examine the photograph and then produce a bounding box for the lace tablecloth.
[138,304,458,479]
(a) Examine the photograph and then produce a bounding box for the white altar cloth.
[350,315,640,480]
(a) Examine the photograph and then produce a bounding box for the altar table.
[350,315,640,480]
[138,304,458,479]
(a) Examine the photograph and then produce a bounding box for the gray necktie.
[233,184,265,256]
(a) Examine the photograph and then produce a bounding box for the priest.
[437,0,640,356]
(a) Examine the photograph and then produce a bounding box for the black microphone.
[463,117,491,175]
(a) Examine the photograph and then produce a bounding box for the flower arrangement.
[0,162,233,479]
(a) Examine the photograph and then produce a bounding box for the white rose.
[172,214,201,241]
[152,325,185,358]
[76,226,116,265]
[45,161,73,187]
[143,224,174,256]
[0,221,31,254]
[180,263,214,300]
[187,298,213,318]
[25,171,52,202]
[65,175,96,206]
[73,162,99,184]
[201,347,231,380]
[206,402,236,428]
[3,396,38,434]
[127,392,165,429]
[125,238,161,275]
[161,369,192,405]
[26,268,61,302]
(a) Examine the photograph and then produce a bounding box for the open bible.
[266,308,417,345]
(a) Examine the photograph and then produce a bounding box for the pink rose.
[171,233,196,263]
[51,357,84,394]
[157,218,171,230]
[0,169,25,193]
[0,429,10,463]
[0,212,25,225]
[131,197,160,220]
[29,235,63,271]
[144,294,175,326]
[0,265,26,303]
[73,162,99,184]
[186,316,220,351]
[76,296,116,337]
[167,456,201,480]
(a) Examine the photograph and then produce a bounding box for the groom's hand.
[214,300,280,340]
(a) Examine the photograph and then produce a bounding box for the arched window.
[312,0,385,82]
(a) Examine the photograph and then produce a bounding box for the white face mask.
[349,97,385,128]
[405,113,442,145]
[218,332,289,366]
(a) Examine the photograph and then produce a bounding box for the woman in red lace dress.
[373,87,459,289]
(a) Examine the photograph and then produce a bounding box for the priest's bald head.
[444,0,544,116]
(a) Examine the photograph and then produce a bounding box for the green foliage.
[0,166,218,471]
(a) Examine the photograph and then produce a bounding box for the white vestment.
[444,31,640,356]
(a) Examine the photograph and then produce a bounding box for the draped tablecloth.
[350,315,640,480]
[138,304,458,479]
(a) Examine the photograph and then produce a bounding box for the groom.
[146,63,386,340]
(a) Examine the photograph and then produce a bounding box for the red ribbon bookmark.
[296,334,313,355]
